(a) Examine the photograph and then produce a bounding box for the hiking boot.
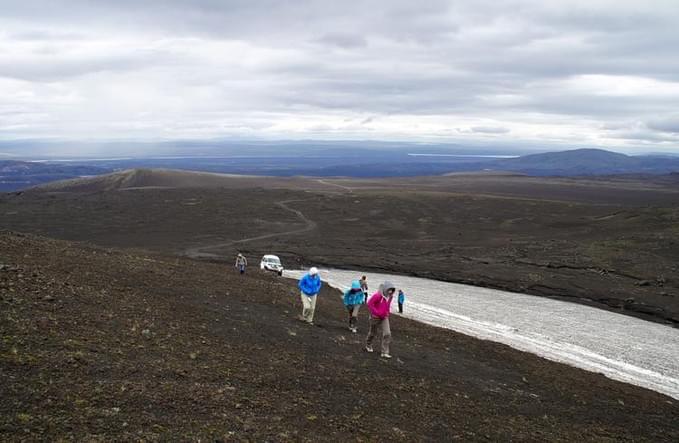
[365,345,374,353]
[380,353,392,359]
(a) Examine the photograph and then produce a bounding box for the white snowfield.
[285,269,679,400]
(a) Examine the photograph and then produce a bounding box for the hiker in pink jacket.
[365,281,396,359]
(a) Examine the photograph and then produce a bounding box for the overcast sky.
[1,0,678,153]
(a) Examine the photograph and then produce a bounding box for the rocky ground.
[1,231,678,441]
[2,171,676,325]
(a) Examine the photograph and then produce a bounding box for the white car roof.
[262,255,280,259]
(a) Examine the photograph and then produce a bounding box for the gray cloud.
[646,116,679,134]
[0,0,677,152]
[316,33,368,49]
[0,49,177,82]
[470,126,510,134]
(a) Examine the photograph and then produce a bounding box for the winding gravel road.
[184,200,316,259]
[286,268,679,400]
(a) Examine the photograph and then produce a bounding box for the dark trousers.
[239,265,245,274]
[398,302,403,313]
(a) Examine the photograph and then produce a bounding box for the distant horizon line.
[0,142,677,160]
[408,154,519,158]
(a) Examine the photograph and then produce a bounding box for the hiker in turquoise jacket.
[343,280,364,333]
[298,267,322,324]
[398,289,406,314]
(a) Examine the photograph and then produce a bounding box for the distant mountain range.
[493,149,679,176]
[2,148,679,192]
[0,161,112,192]
[284,148,679,177]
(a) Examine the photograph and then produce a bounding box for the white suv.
[260,255,284,276]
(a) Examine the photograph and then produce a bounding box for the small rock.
[43,295,54,302]
[16,413,31,423]
[141,329,151,337]
[635,280,651,287]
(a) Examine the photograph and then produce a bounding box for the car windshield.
[265,257,280,264]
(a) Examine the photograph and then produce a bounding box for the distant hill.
[28,168,262,193]
[0,160,111,192]
[491,149,679,176]
[27,168,332,193]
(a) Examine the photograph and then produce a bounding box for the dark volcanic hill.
[26,168,338,194]
[1,231,678,441]
[29,168,255,193]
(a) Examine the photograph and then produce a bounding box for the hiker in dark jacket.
[235,253,247,275]
[360,275,369,303]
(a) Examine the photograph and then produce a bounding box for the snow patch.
[285,268,679,399]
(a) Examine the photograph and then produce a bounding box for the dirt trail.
[184,199,317,259]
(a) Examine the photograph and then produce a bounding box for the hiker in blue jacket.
[398,289,406,314]
[343,280,364,333]
[298,267,322,325]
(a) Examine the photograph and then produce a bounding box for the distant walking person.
[360,275,369,304]
[366,281,396,359]
[298,267,322,325]
[343,280,364,333]
[235,253,247,275]
[398,289,406,314]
